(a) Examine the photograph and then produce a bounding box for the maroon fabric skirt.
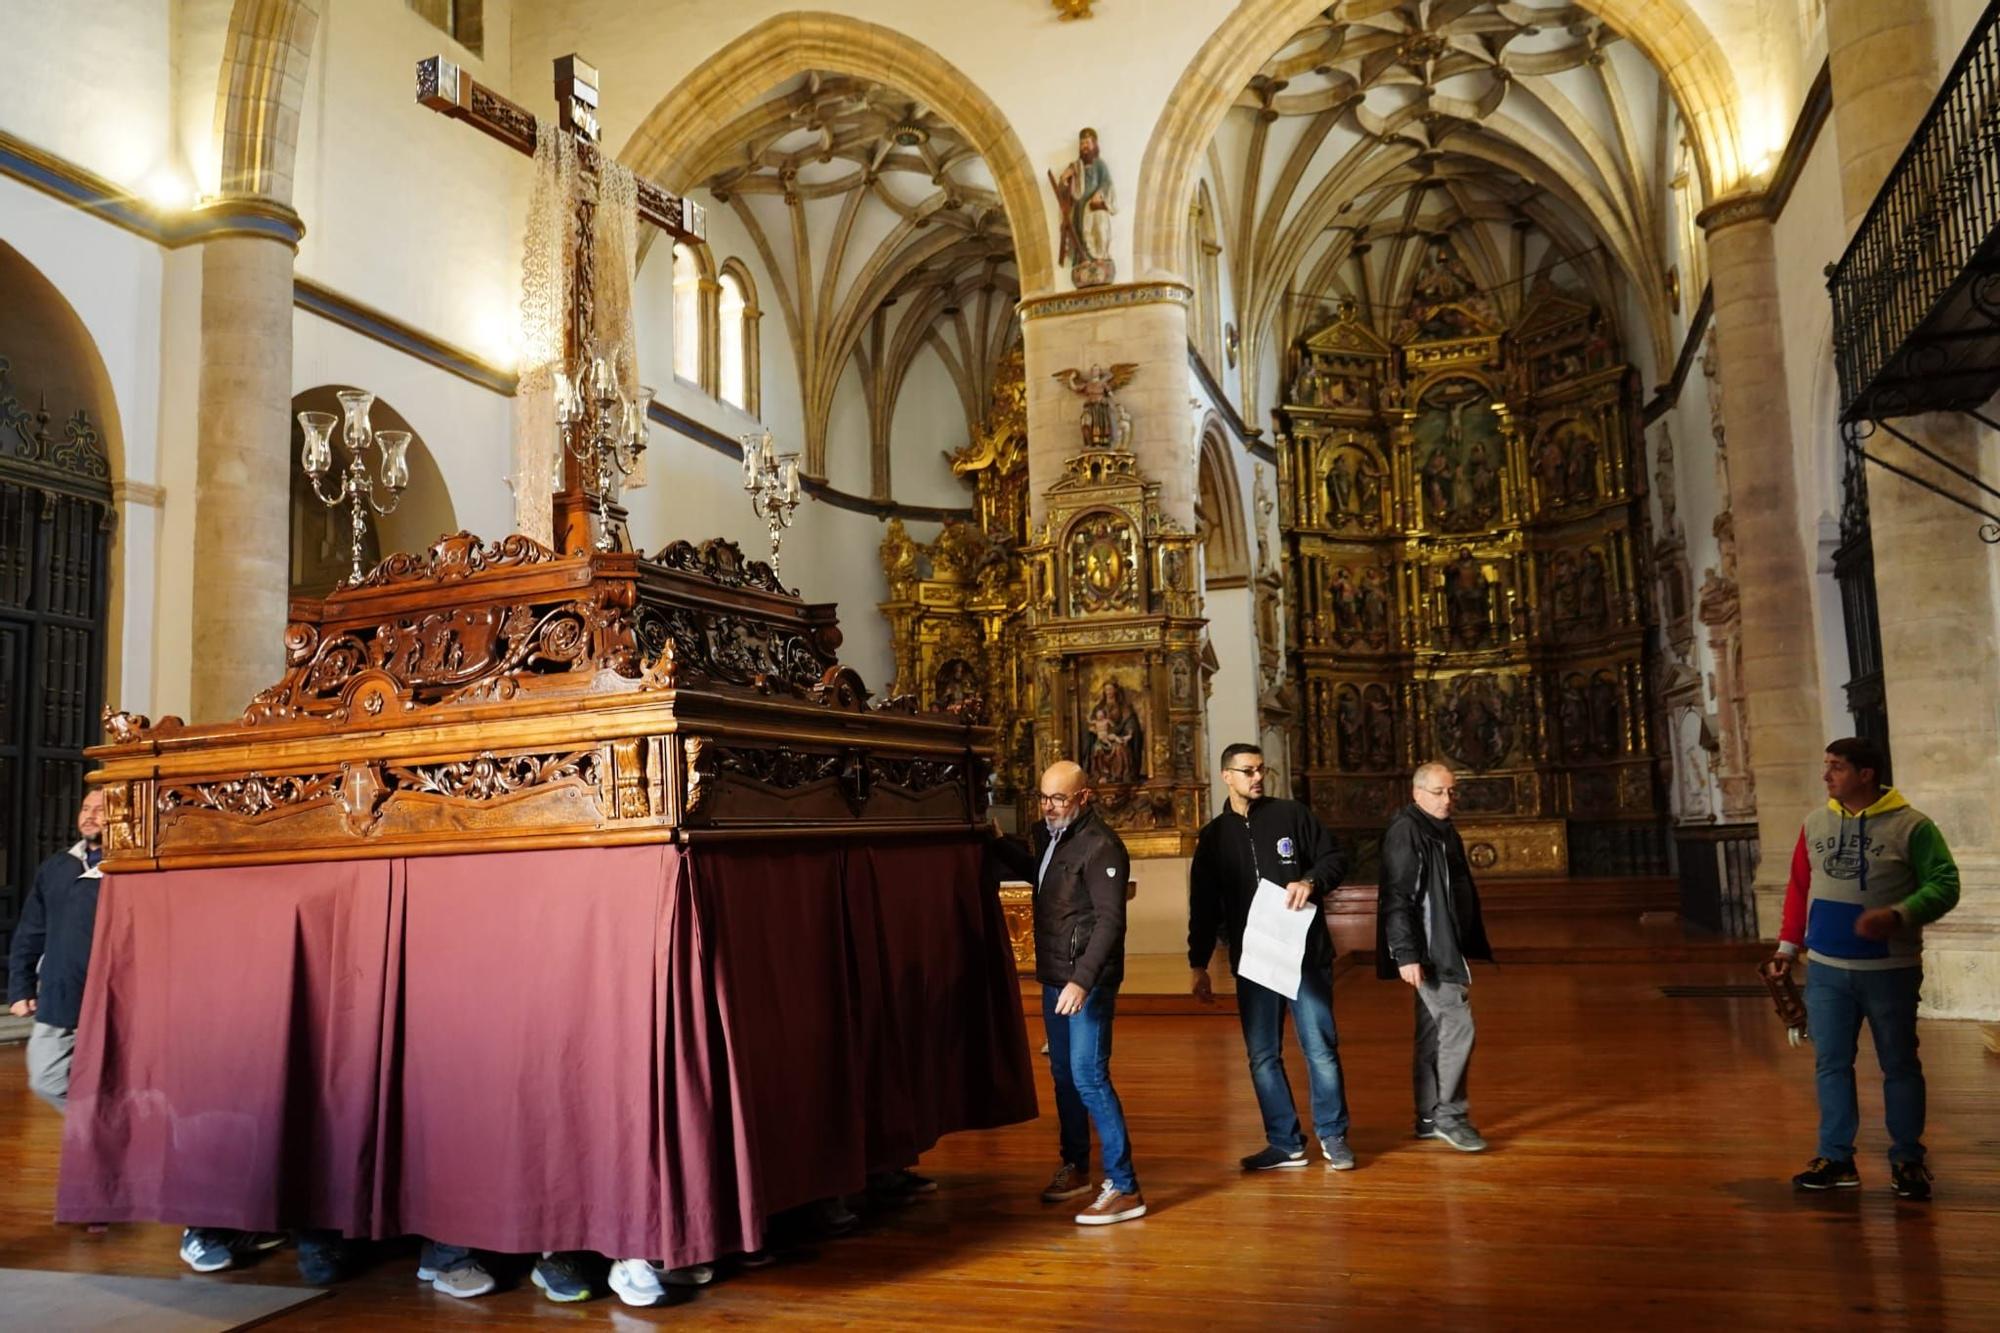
[55,838,1035,1266]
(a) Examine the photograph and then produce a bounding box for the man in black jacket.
[990,760,1144,1226]
[1377,761,1494,1152]
[1188,743,1354,1171]
[8,786,107,1110]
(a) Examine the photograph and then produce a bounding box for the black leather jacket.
[991,806,1130,991]
[1376,804,1493,981]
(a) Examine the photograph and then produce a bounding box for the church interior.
[3,0,2000,1326]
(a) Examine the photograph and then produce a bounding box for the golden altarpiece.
[883,351,1209,858]
[1277,250,1664,880]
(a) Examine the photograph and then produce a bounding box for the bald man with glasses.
[989,760,1145,1226]
[1378,761,1493,1152]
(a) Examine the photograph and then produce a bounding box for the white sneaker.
[609,1257,668,1307]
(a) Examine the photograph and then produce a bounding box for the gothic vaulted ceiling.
[688,72,1019,494]
[1208,0,1685,422]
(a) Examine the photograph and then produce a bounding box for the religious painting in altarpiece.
[1277,266,1661,880]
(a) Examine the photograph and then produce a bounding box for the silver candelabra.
[740,429,802,576]
[298,390,412,585]
[555,341,654,549]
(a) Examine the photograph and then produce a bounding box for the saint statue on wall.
[1052,362,1137,452]
[1050,128,1116,287]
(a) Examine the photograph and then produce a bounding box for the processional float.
[58,56,1032,1268]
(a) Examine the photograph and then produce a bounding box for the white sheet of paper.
[1235,878,1314,1001]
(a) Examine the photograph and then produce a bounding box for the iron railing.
[1828,0,2000,421]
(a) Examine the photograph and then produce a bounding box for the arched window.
[672,244,703,385]
[716,259,762,416]
[718,272,746,407]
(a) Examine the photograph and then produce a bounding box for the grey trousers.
[27,1021,75,1111]
[1413,978,1474,1125]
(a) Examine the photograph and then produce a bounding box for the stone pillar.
[1697,199,1827,932]
[189,207,305,722]
[1017,284,1200,958]
[1018,284,1198,531]
[1828,0,2000,1018]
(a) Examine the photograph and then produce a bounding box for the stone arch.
[212,0,322,203]
[621,12,1053,293]
[287,386,457,596]
[0,241,125,481]
[1195,421,1248,585]
[0,241,121,882]
[1131,0,1746,284]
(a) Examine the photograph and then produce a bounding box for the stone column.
[1697,199,1827,932]
[1018,284,1201,958]
[1828,0,2000,1018]
[189,206,305,722]
[1019,284,1198,530]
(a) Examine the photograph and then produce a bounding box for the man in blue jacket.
[9,786,107,1111]
[1188,743,1353,1171]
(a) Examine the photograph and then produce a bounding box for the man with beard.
[9,785,107,1111]
[1051,128,1115,272]
[990,760,1144,1225]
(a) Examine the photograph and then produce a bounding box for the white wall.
[887,348,976,509]
[4,0,175,192]
[293,0,523,368]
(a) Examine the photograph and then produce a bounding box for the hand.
[1191,967,1214,1005]
[8,999,32,1018]
[1055,982,1088,1016]
[1284,879,1314,911]
[1757,952,1794,982]
[1398,962,1424,987]
[1855,906,1902,941]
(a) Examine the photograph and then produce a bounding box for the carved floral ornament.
[155,748,605,823]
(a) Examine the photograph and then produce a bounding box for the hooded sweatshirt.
[1777,788,1959,970]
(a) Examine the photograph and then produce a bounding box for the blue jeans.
[1805,962,1926,1165]
[1237,966,1350,1150]
[420,1240,473,1272]
[1042,983,1137,1194]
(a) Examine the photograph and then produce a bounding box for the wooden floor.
[4,923,1997,1329]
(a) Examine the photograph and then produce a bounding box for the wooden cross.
[416,54,707,556]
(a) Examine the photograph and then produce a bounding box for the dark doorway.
[0,357,111,986]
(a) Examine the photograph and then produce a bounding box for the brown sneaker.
[1074,1182,1147,1226]
[1040,1163,1094,1203]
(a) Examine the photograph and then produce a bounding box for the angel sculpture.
[1051,362,1138,452]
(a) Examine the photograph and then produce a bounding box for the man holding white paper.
[1188,744,1353,1171]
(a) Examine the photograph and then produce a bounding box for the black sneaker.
[1414,1118,1438,1140]
[1792,1156,1860,1191]
[1240,1145,1308,1171]
[532,1252,599,1302]
[295,1231,349,1285]
[1433,1119,1488,1153]
[1891,1161,1933,1201]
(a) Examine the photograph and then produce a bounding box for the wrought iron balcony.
[1828,0,2000,422]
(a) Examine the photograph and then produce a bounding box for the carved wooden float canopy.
[92,532,993,871]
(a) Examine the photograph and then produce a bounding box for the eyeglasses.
[1419,785,1457,797]
[1226,765,1267,778]
[1038,792,1077,806]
